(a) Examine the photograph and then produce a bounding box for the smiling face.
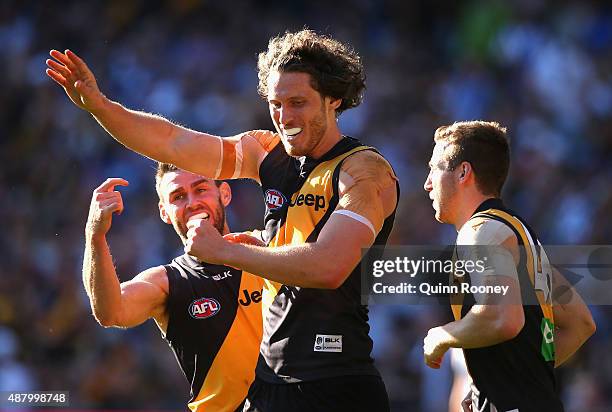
[157,170,231,243]
[266,70,340,158]
[424,142,461,224]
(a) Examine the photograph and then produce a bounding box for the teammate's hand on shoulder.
[86,178,129,237]
[46,49,106,114]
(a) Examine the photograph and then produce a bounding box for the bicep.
[212,130,280,182]
[337,151,398,234]
[116,266,169,328]
[170,129,278,182]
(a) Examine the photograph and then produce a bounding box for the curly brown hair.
[257,29,366,116]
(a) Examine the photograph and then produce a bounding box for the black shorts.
[243,375,390,412]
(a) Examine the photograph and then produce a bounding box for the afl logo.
[189,298,221,319]
[265,189,286,210]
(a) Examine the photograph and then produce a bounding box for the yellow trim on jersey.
[473,209,554,323]
[188,273,265,412]
[269,145,372,248]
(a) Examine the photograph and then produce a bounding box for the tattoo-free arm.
[83,233,169,330]
[552,267,596,367]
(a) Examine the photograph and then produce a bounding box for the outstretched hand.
[46,49,106,114]
[86,178,129,237]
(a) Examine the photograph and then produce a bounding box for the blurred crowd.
[1,0,611,410]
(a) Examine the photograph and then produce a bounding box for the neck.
[308,123,342,159]
[222,222,230,236]
[453,193,497,231]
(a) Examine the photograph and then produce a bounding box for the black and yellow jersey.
[256,136,399,383]
[163,254,268,412]
[452,198,563,412]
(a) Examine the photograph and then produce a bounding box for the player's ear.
[219,182,232,207]
[158,201,172,225]
[328,97,342,112]
[457,162,469,179]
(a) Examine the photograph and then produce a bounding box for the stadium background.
[1,0,611,410]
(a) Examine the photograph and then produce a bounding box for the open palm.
[46,49,105,113]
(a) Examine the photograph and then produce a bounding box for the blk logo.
[265,189,286,210]
[189,298,221,319]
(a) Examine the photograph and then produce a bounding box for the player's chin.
[434,210,445,223]
[282,139,307,157]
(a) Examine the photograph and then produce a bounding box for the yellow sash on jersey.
[451,209,554,325]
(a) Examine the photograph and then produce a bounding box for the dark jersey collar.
[298,136,362,177]
[472,198,505,216]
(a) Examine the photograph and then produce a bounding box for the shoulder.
[237,129,281,152]
[339,149,398,191]
[457,217,516,246]
[341,150,395,177]
[133,265,169,294]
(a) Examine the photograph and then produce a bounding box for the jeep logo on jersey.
[289,193,326,212]
[189,298,221,319]
[265,189,286,210]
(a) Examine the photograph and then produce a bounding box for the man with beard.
[48,29,398,411]
[83,163,271,412]
[422,121,596,411]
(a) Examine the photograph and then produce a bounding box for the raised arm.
[46,50,271,181]
[83,178,169,331]
[551,267,596,367]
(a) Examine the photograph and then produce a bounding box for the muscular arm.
[220,214,373,289]
[82,177,169,331]
[424,225,524,368]
[438,282,524,349]
[92,102,271,181]
[83,233,169,331]
[186,151,398,288]
[46,50,272,181]
[552,267,596,367]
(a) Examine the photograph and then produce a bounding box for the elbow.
[496,308,525,341]
[582,314,596,339]
[92,311,118,328]
[317,267,350,289]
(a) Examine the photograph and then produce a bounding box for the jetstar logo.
[265,189,286,210]
[189,298,221,319]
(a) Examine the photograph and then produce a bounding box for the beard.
[175,196,226,244]
[282,101,328,158]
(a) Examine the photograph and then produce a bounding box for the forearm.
[442,307,521,349]
[554,322,595,367]
[222,242,352,289]
[83,233,122,326]
[92,99,220,177]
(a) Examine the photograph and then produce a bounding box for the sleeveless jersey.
[164,254,266,412]
[451,198,563,412]
[256,136,399,383]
